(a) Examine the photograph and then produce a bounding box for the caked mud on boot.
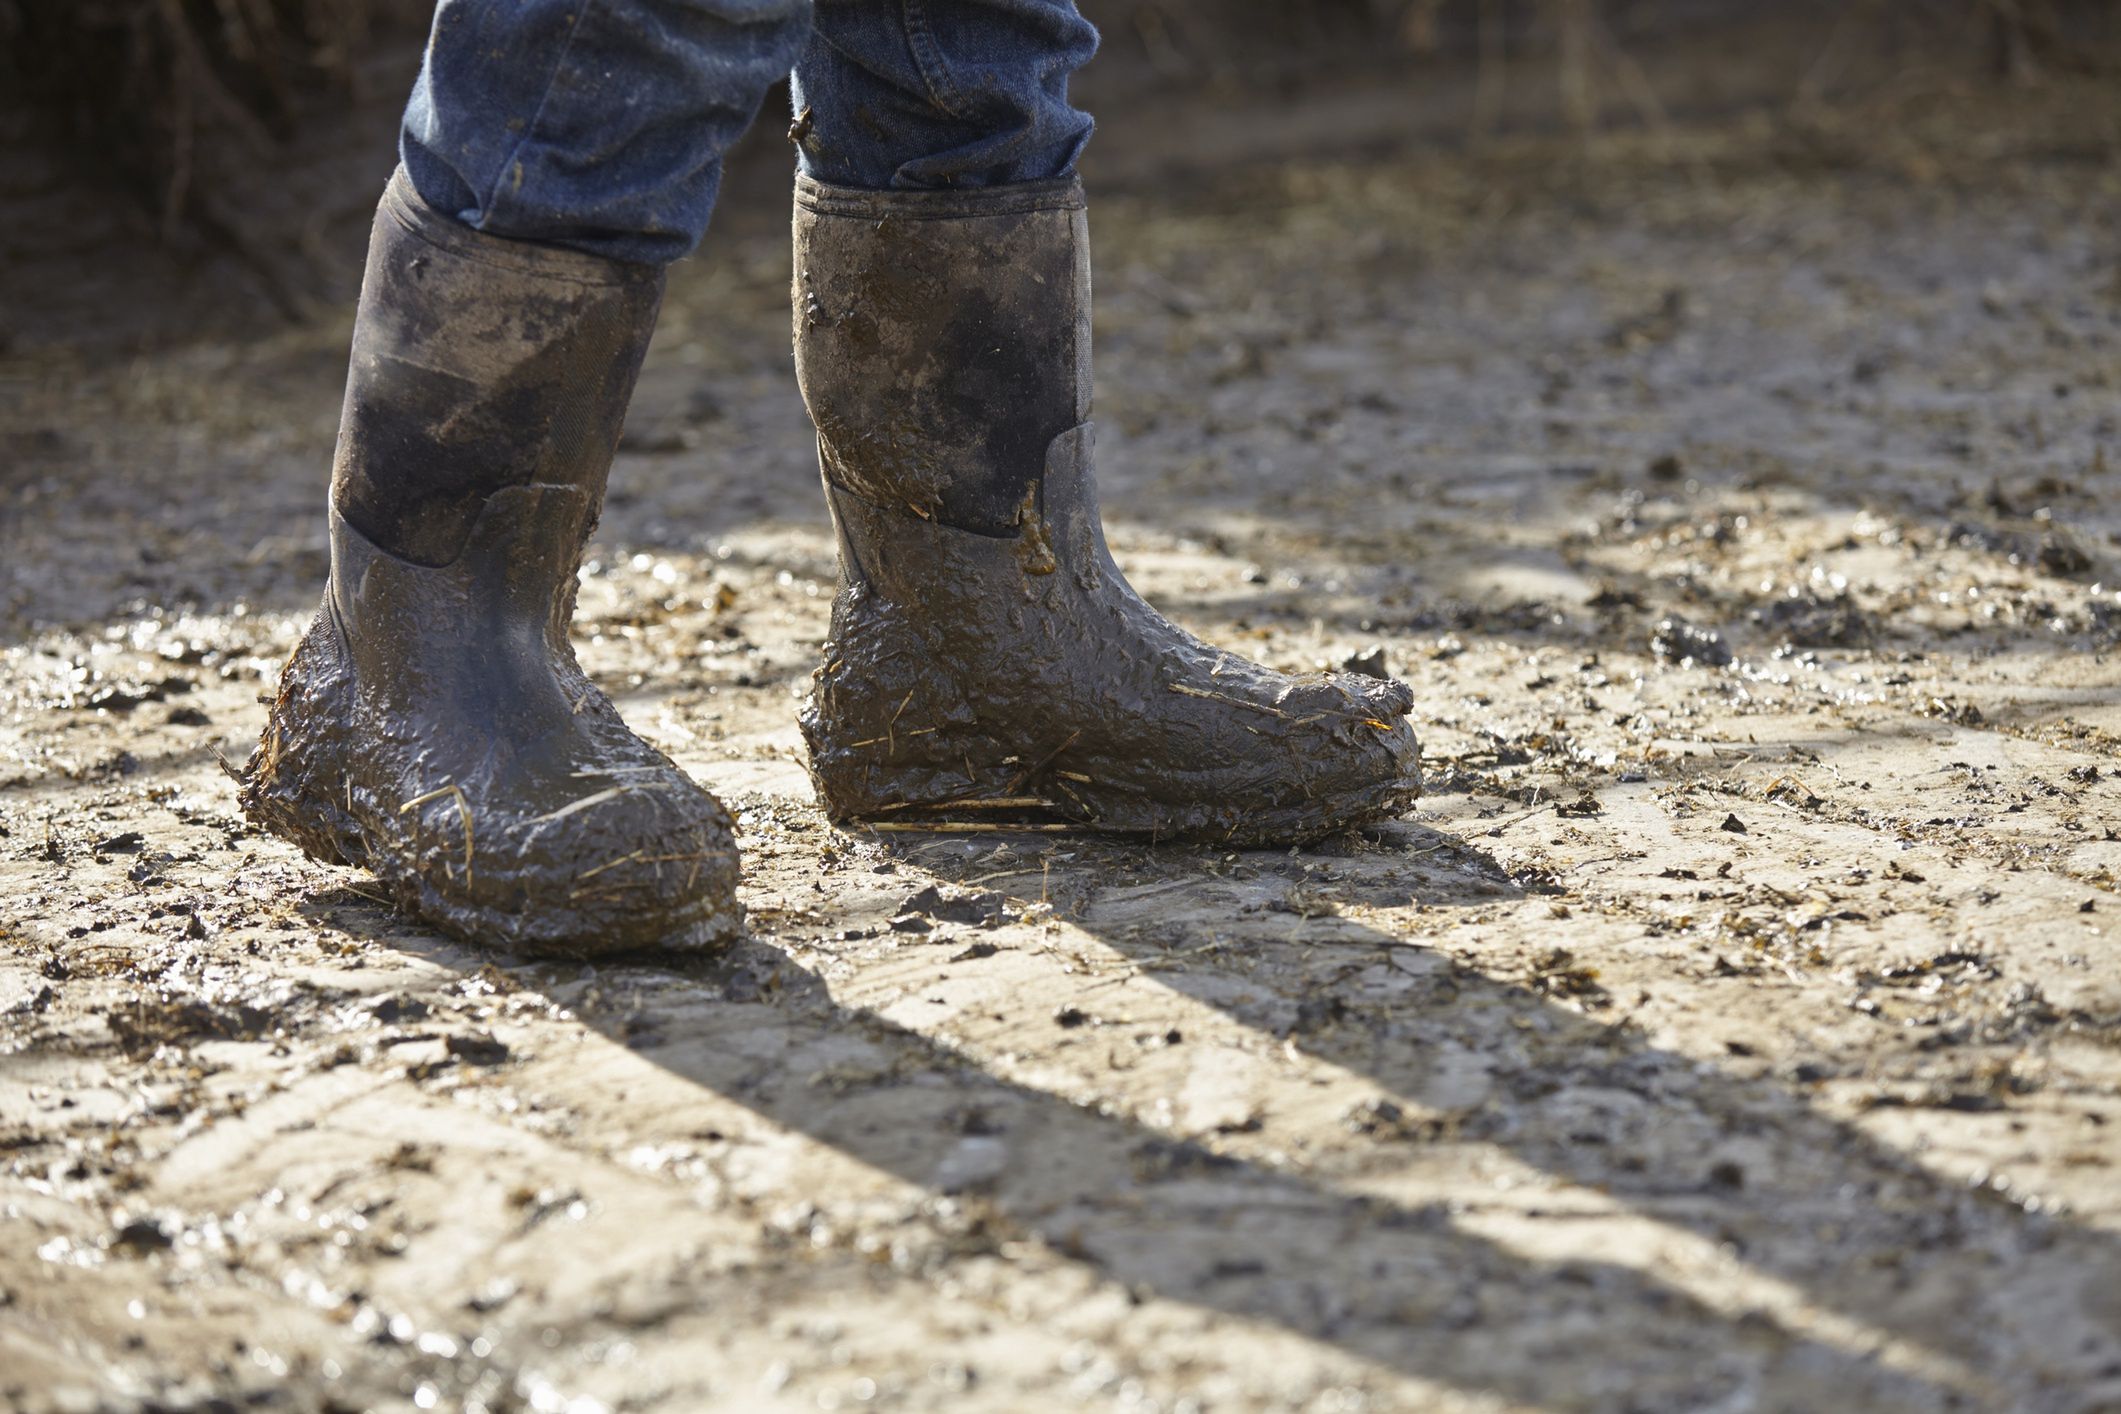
[243,489,742,954]
[791,177,1420,845]
[240,170,740,953]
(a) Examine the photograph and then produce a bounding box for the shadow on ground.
[299,818,2118,1412]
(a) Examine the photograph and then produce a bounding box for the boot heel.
[239,604,367,867]
[799,586,1017,818]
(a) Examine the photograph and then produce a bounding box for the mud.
[795,178,1420,843]
[241,175,740,954]
[6,74,2121,1413]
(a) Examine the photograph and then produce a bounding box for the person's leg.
[402,0,809,262]
[242,0,813,955]
[790,0,1094,190]
[343,0,814,557]
[787,3,1422,844]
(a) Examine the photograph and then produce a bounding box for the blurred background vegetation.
[1,0,2115,347]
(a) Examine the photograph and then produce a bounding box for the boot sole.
[808,715,1421,848]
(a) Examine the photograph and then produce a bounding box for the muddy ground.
[5,71,2121,1414]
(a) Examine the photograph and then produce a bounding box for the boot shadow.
[301,835,2016,1411]
[900,824,2120,1409]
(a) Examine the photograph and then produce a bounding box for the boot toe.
[1350,673,1416,719]
[475,772,741,956]
[1252,684,1422,842]
[368,758,741,958]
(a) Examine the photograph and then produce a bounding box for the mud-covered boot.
[792,178,1420,845]
[240,170,741,954]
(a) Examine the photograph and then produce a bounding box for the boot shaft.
[791,176,1092,537]
[334,169,665,567]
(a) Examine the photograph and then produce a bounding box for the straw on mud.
[1053,777,1091,816]
[888,689,915,755]
[1169,682,1289,718]
[867,822,1085,835]
[1483,793,1550,837]
[248,724,280,780]
[1763,774,1825,808]
[962,865,1051,886]
[576,848,645,883]
[400,783,475,886]
[530,785,635,825]
[572,849,724,897]
[1004,730,1082,795]
[899,796,1058,812]
[847,726,939,750]
[572,847,721,877]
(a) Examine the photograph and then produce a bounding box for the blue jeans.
[399,0,1097,266]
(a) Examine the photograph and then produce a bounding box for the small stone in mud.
[1921,697,1985,727]
[1344,1097,1407,1135]
[466,1277,519,1313]
[1526,947,1606,1004]
[899,884,1006,926]
[1293,994,1349,1033]
[1648,452,1685,482]
[164,705,212,727]
[445,1032,509,1066]
[1755,591,1871,648]
[949,940,998,962]
[1587,584,1647,611]
[111,1216,173,1254]
[1054,1005,1088,1029]
[2036,531,2093,577]
[1649,617,1732,667]
[1340,644,1390,679]
[1721,813,1749,834]
[10,985,55,1015]
[93,831,146,854]
[370,995,430,1024]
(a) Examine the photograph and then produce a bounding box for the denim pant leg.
[400,0,815,265]
[792,0,1097,190]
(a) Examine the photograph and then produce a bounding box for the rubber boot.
[792,177,1421,845]
[240,170,742,955]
